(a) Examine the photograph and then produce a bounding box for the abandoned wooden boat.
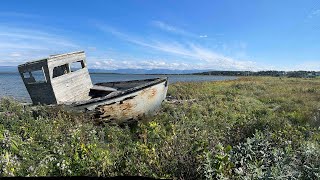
[18,51,168,123]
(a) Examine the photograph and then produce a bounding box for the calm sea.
[0,73,236,102]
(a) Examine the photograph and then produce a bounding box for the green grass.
[0,77,320,178]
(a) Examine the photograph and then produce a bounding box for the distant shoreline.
[0,71,233,76]
[89,72,203,75]
[1,69,319,78]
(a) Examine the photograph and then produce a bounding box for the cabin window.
[53,64,70,78]
[70,60,85,72]
[23,72,31,78]
[32,69,47,82]
[23,68,47,84]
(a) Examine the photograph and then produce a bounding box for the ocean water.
[0,73,236,102]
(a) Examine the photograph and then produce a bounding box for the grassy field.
[0,77,320,178]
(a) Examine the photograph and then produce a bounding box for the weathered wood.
[91,85,118,92]
[51,68,92,103]
[18,51,92,105]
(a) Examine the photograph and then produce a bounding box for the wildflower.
[28,166,34,172]
[1,130,11,149]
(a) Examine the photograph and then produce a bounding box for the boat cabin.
[18,51,169,123]
[18,51,93,104]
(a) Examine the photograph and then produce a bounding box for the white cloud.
[152,21,182,33]
[0,27,78,47]
[9,53,22,57]
[308,9,320,19]
[95,24,257,70]
[152,21,194,36]
[151,20,209,39]
[89,58,200,70]
[88,56,259,71]
[199,35,208,38]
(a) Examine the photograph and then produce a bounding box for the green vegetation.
[0,77,320,178]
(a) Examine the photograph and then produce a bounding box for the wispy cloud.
[96,24,256,70]
[151,20,209,39]
[0,27,78,47]
[0,25,79,65]
[89,58,256,71]
[308,9,320,19]
[151,21,195,36]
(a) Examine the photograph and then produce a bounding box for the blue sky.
[0,0,320,71]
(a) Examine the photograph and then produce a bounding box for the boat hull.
[71,78,168,124]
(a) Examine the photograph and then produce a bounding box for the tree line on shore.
[194,70,320,78]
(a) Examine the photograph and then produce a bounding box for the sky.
[0,0,320,71]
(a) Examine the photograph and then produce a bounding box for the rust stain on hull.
[94,81,167,123]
